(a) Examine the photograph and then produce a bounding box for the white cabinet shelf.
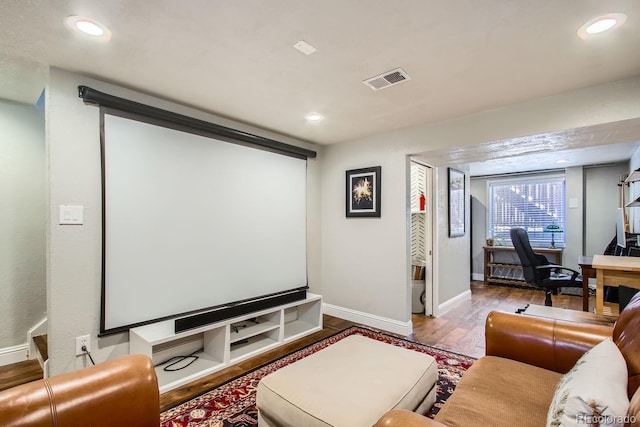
[283,319,315,340]
[230,320,279,344]
[130,293,322,393]
[155,354,225,391]
[230,335,279,361]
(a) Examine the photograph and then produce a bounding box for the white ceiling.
[1,1,640,173]
[468,140,640,176]
[417,118,640,175]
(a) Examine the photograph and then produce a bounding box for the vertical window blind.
[488,175,566,247]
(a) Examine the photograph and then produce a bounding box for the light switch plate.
[568,198,579,209]
[59,205,84,225]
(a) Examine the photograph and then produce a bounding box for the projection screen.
[101,113,308,333]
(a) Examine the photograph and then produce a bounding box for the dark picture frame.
[346,166,381,218]
[448,168,465,237]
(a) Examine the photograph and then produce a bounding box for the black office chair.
[510,227,583,306]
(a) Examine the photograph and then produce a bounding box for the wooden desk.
[578,255,595,312]
[522,304,616,327]
[592,254,640,315]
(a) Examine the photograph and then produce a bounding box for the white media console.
[129,293,323,392]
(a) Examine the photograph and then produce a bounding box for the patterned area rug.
[160,326,475,427]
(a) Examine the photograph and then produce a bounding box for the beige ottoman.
[257,334,438,427]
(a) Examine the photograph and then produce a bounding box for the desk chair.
[510,227,583,306]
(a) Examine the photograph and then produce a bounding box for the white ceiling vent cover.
[363,68,411,91]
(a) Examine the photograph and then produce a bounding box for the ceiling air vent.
[363,68,411,91]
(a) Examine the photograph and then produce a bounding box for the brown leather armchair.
[0,354,159,427]
[376,293,640,427]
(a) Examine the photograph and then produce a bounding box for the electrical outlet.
[75,335,91,356]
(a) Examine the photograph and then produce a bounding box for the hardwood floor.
[410,281,595,359]
[0,281,599,411]
[0,359,42,392]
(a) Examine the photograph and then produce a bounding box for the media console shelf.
[129,293,322,393]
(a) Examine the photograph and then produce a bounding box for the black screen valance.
[78,85,317,159]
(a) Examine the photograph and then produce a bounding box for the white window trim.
[486,172,566,248]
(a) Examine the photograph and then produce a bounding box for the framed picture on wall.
[448,168,465,237]
[346,166,381,217]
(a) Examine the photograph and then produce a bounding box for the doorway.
[410,160,434,316]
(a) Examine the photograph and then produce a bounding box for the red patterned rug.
[160,326,475,426]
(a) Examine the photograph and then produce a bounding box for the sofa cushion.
[434,355,562,427]
[546,338,629,427]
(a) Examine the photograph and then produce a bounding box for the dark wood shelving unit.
[483,246,563,287]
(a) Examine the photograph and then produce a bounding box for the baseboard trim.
[323,303,412,336]
[0,344,28,367]
[471,273,484,281]
[438,290,472,315]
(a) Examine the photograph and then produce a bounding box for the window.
[488,175,566,247]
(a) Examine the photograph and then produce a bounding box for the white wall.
[320,75,640,330]
[45,68,320,376]
[320,146,414,326]
[584,163,629,256]
[470,183,487,280]
[433,165,471,305]
[564,166,583,271]
[0,99,46,350]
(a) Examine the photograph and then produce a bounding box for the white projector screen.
[101,113,308,333]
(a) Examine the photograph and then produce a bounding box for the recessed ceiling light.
[305,113,324,122]
[586,18,617,34]
[65,15,112,41]
[556,159,569,164]
[577,13,626,40]
[76,20,103,36]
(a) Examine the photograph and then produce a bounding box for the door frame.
[409,157,437,317]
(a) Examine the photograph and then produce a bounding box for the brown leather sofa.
[0,354,159,427]
[376,293,640,427]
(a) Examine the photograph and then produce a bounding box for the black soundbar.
[174,289,307,333]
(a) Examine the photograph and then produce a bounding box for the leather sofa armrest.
[375,409,448,427]
[485,310,613,373]
[0,354,159,427]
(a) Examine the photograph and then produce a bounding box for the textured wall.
[0,98,46,348]
[584,163,630,256]
[46,68,319,376]
[45,69,640,374]
[321,75,640,324]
